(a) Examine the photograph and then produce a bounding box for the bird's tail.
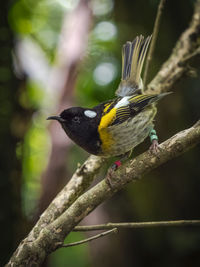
[116,35,152,97]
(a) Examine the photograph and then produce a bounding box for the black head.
[47,107,102,154]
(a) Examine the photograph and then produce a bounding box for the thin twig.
[60,228,117,248]
[143,0,166,87]
[74,220,200,231]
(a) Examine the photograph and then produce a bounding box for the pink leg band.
[114,160,121,168]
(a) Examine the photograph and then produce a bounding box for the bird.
[47,35,169,169]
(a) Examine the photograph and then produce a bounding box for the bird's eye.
[72,116,80,123]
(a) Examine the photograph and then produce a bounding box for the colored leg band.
[114,160,121,167]
[149,129,158,142]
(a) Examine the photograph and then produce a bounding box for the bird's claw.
[149,139,160,154]
[106,160,121,188]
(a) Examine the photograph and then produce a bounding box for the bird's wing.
[111,94,157,126]
[98,94,165,130]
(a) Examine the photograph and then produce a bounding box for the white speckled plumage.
[98,106,157,156]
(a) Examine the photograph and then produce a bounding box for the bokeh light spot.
[92,0,114,16]
[94,21,117,41]
[93,62,117,86]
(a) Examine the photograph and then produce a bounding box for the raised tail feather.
[116,35,152,97]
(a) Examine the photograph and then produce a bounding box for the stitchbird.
[47,35,169,162]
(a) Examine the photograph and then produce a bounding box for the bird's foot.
[149,139,160,154]
[106,160,122,188]
[111,160,122,171]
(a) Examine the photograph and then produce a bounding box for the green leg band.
[149,128,158,143]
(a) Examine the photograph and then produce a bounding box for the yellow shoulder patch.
[98,107,117,153]
[98,107,116,130]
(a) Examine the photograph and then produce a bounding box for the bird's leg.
[106,150,132,187]
[112,150,132,171]
[149,128,159,153]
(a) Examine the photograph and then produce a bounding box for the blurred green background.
[1,0,200,266]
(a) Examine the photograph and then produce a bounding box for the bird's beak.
[47,116,65,123]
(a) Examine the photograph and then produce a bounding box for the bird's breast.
[98,107,157,157]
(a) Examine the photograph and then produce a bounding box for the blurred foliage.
[50,232,91,267]
[3,0,200,266]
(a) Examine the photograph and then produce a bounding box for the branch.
[74,220,200,231]
[57,219,200,248]
[147,0,200,94]
[7,121,200,266]
[58,228,117,248]
[22,155,106,249]
[143,0,166,87]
